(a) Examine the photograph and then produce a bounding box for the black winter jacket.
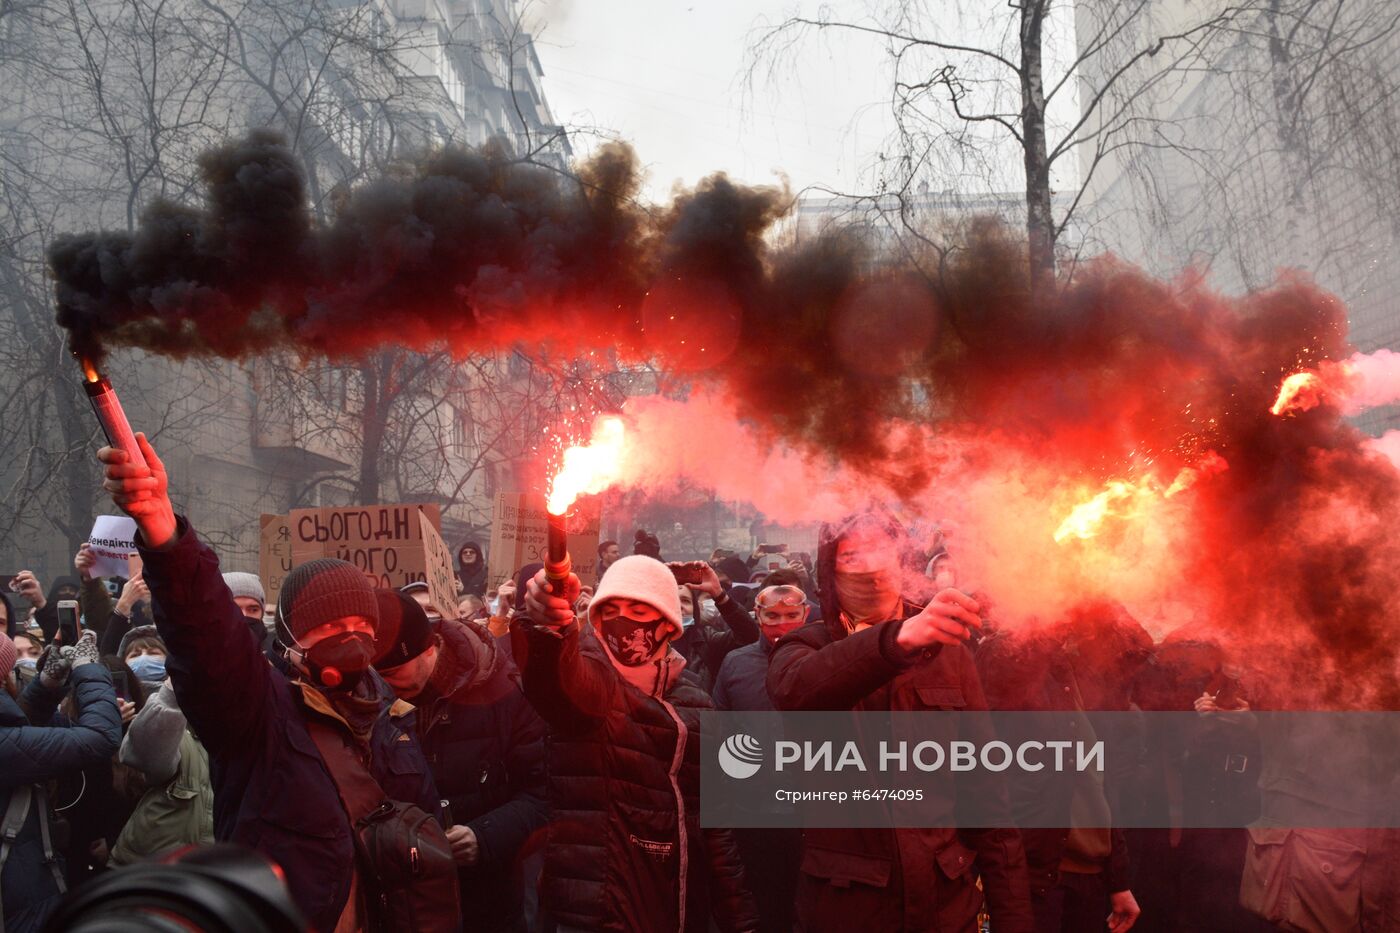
[673,592,759,694]
[139,519,441,933]
[767,619,1034,932]
[414,619,547,930]
[514,619,758,933]
[0,665,121,933]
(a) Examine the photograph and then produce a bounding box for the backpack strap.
[0,786,41,933]
[304,719,390,827]
[31,786,66,897]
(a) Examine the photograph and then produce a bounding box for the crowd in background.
[1,432,1394,933]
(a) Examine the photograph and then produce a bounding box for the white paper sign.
[88,515,139,579]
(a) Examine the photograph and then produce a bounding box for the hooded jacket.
[412,619,547,930]
[1,592,18,639]
[513,614,758,933]
[765,516,1034,933]
[30,576,81,644]
[0,665,121,933]
[456,540,489,598]
[137,518,441,933]
[111,681,215,866]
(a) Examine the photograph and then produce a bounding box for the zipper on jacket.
[657,687,690,933]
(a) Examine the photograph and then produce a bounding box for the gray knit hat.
[223,572,266,608]
[275,559,379,645]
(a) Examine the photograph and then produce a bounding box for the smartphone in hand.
[668,562,706,586]
[56,599,81,646]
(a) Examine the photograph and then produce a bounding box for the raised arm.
[516,568,622,731]
[99,434,272,758]
[767,622,913,711]
[120,681,187,784]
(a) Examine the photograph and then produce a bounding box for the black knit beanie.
[373,589,433,669]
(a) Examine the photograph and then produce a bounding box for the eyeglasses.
[756,585,806,609]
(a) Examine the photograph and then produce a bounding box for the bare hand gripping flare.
[75,351,147,470]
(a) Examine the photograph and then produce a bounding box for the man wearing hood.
[97,434,447,933]
[766,512,1034,933]
[519,555,758,933]
[374,589,547,931]
[456,541,489,598]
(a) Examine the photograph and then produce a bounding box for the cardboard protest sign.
[259,514,293,610]
[487,493,602,590]
[419,508,460,619]
[88,515,138,578]
[286,503,443,592]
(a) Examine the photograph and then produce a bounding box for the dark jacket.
[765,516,1033,933]
[139,518,440,933]
[2,591,19,639]
[768,620,1034,932]
[457,540,489,598]
[514,618,758,933]
[31,576,81,644]
[974,630,1132,899]
[673,593,759,693]
[414,619,547,930]
[0,665,121,933]
[712,636,776,712]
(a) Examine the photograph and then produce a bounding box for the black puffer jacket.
[414,619,547,931]
[513,619,758,933]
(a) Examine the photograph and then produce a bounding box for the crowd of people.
[0,431,1391,933]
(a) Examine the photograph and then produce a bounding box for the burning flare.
[73,352,147,469]
[1054,453,1227,543]
[1271,370,1329,416]
[546,416,627,515]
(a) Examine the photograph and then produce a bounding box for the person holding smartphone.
[668,561,758,694]
[1,630,121,933]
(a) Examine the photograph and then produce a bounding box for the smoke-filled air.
[49,130,1400,707]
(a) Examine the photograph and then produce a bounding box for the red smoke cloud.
[49,133,1400,707]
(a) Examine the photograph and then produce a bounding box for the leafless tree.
[747,2,1275,294]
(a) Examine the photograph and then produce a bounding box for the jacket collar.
[597,636,688,698]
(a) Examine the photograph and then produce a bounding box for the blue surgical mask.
[14,657,36,671]
[128,655,167,683]
[681,613,695,629]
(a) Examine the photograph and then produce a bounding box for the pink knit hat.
[588,556,683,641]
[0,635,15,680]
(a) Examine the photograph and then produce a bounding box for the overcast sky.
[531,0,1079,204]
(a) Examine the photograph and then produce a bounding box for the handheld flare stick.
[545,509,572,590]
[545,416,627,593]
[75,352,147,470]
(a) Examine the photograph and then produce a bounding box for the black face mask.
[599,617,664,666]
[302,632,374,691]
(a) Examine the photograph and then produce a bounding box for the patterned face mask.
[599,616,664,666]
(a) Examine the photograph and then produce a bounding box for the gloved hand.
[38,644,73,690]
[64,630,102,669]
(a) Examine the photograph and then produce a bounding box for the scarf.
[834,568,901,626]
